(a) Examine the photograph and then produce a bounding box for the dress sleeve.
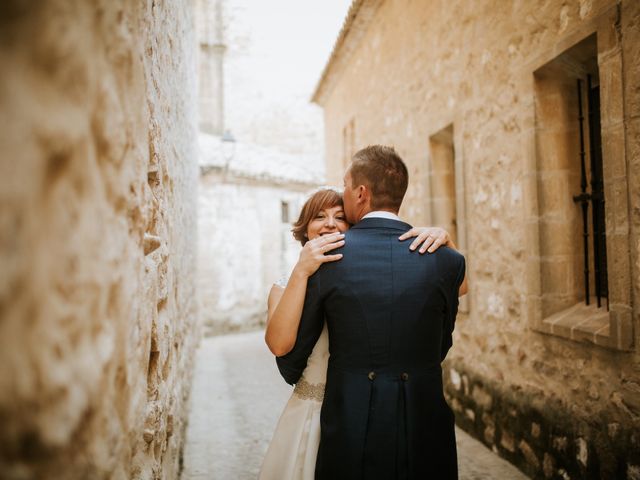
[440,252,466,361]
[275,272,325,385]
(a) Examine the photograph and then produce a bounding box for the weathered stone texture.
[0,1,199,479]
[317,0,640,478]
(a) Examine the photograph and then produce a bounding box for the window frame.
[524,13,633,351]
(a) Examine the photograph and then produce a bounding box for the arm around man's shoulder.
[275,271,325,385]
[436,246,467,296]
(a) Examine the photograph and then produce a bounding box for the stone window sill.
[535,301,631,351]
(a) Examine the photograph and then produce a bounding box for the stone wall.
[317,0,640,478]
[0,1,199,479]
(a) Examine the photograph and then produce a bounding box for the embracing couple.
[260,145,468,480]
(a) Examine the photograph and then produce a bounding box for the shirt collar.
[362,211,402,221]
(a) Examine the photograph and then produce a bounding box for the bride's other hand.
[294,232,345,277]
[398,227,452,254]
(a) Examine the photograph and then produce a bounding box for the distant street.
[181,331,529,479]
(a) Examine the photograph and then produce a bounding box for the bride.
[259,187,464,479]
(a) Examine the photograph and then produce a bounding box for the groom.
[277,145,466,479]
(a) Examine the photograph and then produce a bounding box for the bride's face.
[306,205,350,240]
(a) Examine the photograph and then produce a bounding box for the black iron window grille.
[573,75,609,309]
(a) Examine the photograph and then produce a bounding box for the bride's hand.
[398,227,452,254]
[293,233,345,277]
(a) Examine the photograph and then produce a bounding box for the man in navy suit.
[277,145,467,479]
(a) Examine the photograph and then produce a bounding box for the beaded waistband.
[293,377,325,402]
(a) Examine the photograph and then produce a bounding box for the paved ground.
[181,331,529,480]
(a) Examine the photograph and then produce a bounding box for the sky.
[237,1,351,95]
[222,0,352,171]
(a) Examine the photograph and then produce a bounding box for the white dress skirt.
[259,322,329,480]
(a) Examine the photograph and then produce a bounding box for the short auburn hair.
[292,188,344,246]
[349,145,408,211]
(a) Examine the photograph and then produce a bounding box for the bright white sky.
[224,0,352,166]
[243,0,351,94]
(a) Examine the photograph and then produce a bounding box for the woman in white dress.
[259,187,458,480]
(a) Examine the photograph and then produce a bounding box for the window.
[527,32,632,350]
[281,201,290,224]
[428,124,468,312]
[429,124,458,244]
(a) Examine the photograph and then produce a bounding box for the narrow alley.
[2,1,639,478]
[181,331,529,479]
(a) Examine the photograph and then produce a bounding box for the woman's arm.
[265,233,344,357]
[399,227,468,297]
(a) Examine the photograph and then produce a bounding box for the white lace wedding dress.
[259,303,328,480]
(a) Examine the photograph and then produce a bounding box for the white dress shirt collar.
[362,211,402,221]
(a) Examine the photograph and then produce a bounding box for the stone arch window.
[527,27,632,350]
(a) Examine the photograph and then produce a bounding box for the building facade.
[314,0,640,478]
[197,135,317,335]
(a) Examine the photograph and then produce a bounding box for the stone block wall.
[0,1,199,478]
[317,0,640,478]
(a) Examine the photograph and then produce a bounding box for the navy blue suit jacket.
[277,217,466,479]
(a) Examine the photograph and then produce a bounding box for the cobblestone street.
[181,331,529,479]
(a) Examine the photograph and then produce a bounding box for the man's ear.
[357,184,369,205]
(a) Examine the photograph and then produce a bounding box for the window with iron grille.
[529,32,632,350]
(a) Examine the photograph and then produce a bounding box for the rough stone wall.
[0,1,199,479]
[320,0,640,478]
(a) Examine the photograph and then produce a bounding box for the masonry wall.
[320,0,640,478]
[0,1,199,479]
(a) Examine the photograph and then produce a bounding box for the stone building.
[197,134,318,335]
[194,0,331,334]
[0,1,200,479]
[314,0,640,478]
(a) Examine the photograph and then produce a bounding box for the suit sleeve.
[440,252,466,361]
[275,272,325,385]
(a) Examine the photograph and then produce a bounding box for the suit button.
[401,372,409,381]
[368,371,376,380]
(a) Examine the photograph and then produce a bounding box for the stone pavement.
[181,331,529,480]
